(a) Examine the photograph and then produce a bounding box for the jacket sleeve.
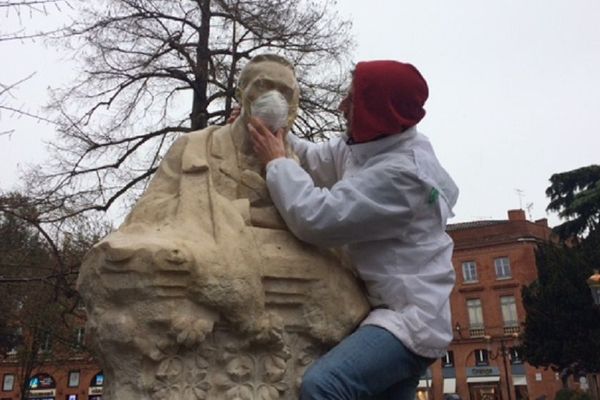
[265,157,424,247]
[287,134,339,188]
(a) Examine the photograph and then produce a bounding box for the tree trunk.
[17,335,39,400]
[191,0,211,130]
[224,20,239,119]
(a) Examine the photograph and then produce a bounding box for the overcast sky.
[2,0,600,226]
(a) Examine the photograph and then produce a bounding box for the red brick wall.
[0,361,102,399]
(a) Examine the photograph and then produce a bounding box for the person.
[248,60,459,400]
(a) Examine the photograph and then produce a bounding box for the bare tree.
[0,0,70,135]
[0,0,69,42]
[0,192,103,400]
[24,0,353,223]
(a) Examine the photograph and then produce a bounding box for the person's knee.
[300,364,339,399]
[300,366,325,398]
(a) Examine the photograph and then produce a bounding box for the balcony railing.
[469,327,486,338]
[503,325,520,335]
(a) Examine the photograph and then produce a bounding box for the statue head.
[236,54,300,130]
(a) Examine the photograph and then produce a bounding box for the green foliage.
[546,165,600,240]
[522,164,600,377]
[0,194,48,355]
[520,239,600,374]
[554,389,592,400]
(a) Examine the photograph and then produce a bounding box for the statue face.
[238,60,300,128]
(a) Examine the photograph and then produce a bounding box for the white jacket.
[265,127,459,358]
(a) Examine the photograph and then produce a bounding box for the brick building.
[417,209,562,400]
[1,364,104,400]
[2,209,564,400]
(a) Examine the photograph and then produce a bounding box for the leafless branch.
[20,0,353,224]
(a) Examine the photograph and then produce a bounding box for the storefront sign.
[89,386,103,395]
[28,388,56,397]
[467,367,500,377]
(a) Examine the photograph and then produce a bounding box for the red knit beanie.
[351,60,428,144]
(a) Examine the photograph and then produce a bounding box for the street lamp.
[484,334,519,400]
[587,270,600,306]
[455,322,463,338]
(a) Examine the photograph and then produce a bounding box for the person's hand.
[248,117,286,166]
[227,105,241,124]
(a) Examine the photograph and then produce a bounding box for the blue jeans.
[300,325,434,400]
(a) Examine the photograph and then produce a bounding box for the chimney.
[508,209,526,221]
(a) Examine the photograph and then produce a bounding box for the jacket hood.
[352,60,428,144]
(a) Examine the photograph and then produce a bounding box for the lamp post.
[484,334,518,400]
[585,270,600,400]
[455,322,463,339]
[587,270,600,306]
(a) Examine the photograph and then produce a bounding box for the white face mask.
[250,90,289,132]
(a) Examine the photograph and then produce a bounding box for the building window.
[39,331,52,353]
[462,261,478,283]
[68,371,80,388]
[501,296,519,333]
[475,349,489,366]
[442,351,454,367]
[467,299,485,337]
[510,347,523,364]
[91,372,104,387]
[494,257,512,279]
[2,374,15,391]
[73,328,85,348]
[28,373,56,390]
[6,327,22,355]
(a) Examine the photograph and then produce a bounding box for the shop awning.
[443,378,457,393]
[467,376,500,383]
[512,376,527,386]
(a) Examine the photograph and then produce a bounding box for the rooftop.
[447,220,508,232]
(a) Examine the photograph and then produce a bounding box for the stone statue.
[77,54,369,400]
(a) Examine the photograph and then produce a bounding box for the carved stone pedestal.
[147,328,327,400]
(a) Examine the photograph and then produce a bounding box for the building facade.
[1,362,103,400]
[418,209,562,400]
[1,209,566,400]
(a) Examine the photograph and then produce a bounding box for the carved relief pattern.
[145,329,324,400]
[152,354,211,400]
